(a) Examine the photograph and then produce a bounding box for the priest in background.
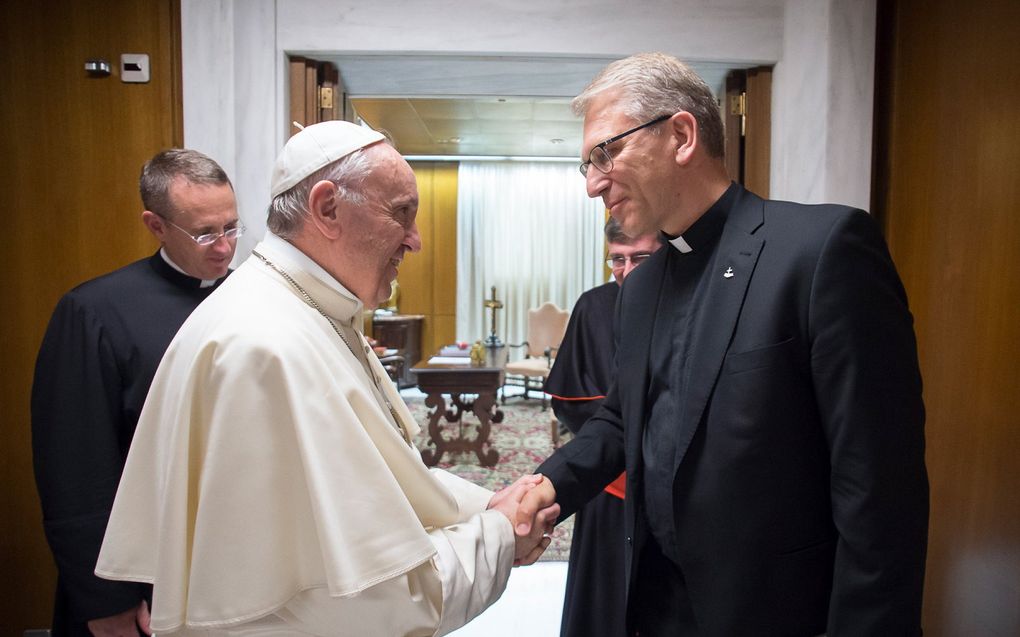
[546,217,662,637]
[32,149,240,636]
[95,121,559,636]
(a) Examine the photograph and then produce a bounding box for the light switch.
[120,54,150,83]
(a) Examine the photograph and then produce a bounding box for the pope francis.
[96,121,558,636]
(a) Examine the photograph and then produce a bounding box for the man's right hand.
[488,474,560,565]
[87,600,151,636]
[510,474,558,562]
[513,476,557,564]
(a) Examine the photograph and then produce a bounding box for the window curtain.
[456,161,605,348]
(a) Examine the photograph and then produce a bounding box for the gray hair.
[572,52,725,159]
[266,147,377,239]
[140,149,232,219]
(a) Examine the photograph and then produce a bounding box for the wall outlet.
[121,54,150,83]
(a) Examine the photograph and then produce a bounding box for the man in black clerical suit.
[32,149,241,636]
[517,52,928,636]
[546,218,661,637]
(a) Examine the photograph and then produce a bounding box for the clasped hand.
[487,474,560,565]
[86,599,151,636]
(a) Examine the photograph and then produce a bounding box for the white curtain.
[456,161,605,348]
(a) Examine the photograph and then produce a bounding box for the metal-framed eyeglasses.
[606,252,654,270]
[580,114,671,177]
[160,215,246,246]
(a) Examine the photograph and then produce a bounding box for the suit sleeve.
[31,294,147,621]
[551,397,604,434]
[538,286,628,520]
[809,210,928,634]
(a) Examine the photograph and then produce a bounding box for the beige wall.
[397,162,459,359]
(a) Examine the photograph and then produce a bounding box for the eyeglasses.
[160,216,245,246]
[580,114,671,177]
[606,253,653,270]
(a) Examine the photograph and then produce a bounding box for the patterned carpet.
[405,393,574,562]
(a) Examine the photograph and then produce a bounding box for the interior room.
[2,0,1016,635]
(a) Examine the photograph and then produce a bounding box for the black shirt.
[642,183,736,564]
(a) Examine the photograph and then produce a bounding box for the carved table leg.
[417,389,502,468]
[419,392,448,467]
[470,392,501,467]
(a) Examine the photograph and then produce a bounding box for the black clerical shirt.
[641,184,736,565]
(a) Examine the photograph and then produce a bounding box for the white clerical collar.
[160,248,219,287]
[262,231,362,311]
[668,234,694,253]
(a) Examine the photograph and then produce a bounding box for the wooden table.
[411,347,507,467]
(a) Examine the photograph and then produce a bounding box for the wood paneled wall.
[398,162,459,359]
[874,1,1020,634]
[0,1,182,632]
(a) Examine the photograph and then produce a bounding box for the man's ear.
[670,111,699,166]
[141,210,167,242]
[307,180,343,239]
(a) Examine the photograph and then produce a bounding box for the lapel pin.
[724,267,734,279]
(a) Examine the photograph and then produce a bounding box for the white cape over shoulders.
[96,239,503,632]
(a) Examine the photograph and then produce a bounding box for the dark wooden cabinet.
[371,314,424,388]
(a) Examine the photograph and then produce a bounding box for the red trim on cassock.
[548,393,607,401]
[604,472,626,499]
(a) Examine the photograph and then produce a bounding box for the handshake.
[487,474,560,565]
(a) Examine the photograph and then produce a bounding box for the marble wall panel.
[183,0,277,259]
[772,0,875,208]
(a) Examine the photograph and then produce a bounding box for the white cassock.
[96,233,515,636]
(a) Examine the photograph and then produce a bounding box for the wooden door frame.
[724,66,772,198]
[288,56,347,137]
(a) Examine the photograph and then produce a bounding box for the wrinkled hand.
[87,600,151,636]
[488,474,560,565]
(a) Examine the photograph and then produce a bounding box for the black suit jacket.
[538,185,928,636]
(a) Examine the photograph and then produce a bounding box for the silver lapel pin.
[723,266,734,279]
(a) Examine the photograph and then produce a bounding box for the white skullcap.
[269,121,385,198]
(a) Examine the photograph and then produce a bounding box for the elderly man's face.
[345,145,422,308]
[607,233,662,285]
[581,90,676,237]
[150,177,239,280]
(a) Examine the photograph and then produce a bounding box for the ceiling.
[318,55,754,158]
[351,96,579,158]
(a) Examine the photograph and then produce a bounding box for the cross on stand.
[483,285,504,348]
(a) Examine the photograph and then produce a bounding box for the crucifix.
[483,285,504,348]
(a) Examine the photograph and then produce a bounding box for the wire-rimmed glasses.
[580,114,671,177]
[160,216,245,246]
[606,252,654,270]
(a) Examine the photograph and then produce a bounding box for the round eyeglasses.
[161,216,246,246]
[580,114,671,177]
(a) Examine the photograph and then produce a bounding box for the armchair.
[502,302,570,409]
